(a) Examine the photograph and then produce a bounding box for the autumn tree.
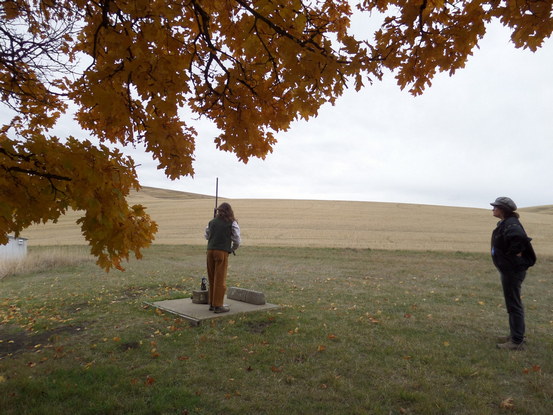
[1,0,551,270]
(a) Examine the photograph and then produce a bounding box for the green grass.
[1,245,552,414]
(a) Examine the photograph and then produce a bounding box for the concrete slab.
[144,296,280,326]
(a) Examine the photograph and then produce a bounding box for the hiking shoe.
[496,340,526,351]
[496,335,527,344]
[213,305,230,313]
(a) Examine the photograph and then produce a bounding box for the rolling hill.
[21,186,553,256]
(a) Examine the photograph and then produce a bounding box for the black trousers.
[500,270,526,344]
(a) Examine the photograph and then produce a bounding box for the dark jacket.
[491,216,532,274]
[206,217,233,253]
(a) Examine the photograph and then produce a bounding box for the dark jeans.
[500,270,526,344]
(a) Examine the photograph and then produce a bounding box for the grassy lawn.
[1,245,552,414]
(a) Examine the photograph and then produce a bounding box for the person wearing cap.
[490,197,532,350]
[204,202,241,313]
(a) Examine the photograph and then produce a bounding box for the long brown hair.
[498,206,520,219]
[216,202,236,222]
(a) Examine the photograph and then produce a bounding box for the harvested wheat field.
[22,186,553,256]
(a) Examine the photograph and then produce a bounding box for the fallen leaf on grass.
[317,345,326,352]
[327,334,337,340]
[523,365,541,374]
[271,366,283,372]
[500,397,514,409]
[145,376,156,385]
[364,313,380,324]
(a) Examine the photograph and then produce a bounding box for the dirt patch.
[244,320,275,334]
[118,341,141,352]
[0,325,85,358]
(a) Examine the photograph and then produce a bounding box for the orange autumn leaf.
[271,366,283,373]
[145,376,156,385]
[524,365,542,374]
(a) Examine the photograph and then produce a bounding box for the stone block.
[191,290,208,304]
[227,287,266,305]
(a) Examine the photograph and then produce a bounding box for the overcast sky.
[4,20,552,210]
[130,21,552,209]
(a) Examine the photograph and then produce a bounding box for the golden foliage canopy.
[1,0,551,270]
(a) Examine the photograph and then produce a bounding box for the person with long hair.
[490,197,533,350]
[204,202,241,313]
